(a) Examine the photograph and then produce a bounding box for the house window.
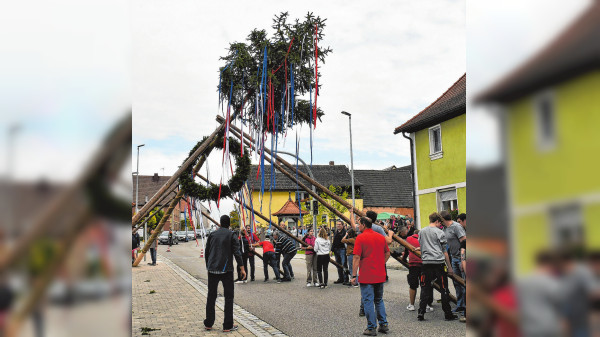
[550,204,583,247]
[535,91,556,151]
[438,189,458,211]
[429,125,443,160]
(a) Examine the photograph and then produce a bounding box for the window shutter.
[439,189,457,202]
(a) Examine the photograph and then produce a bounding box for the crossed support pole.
[132,145,215,267]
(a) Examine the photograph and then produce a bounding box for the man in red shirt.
[351,217,391,336]
[252,239,282,283]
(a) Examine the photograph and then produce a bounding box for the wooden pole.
[133,146,215,267]
[0,114,131,273]
[196,173,344,271]
[131,122,225,225]
[224,119,466,288]
[132,190,178,234]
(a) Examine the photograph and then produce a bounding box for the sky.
[0,0,131,188]
[131,0,466,214]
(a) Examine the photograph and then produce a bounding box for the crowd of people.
[201,209,467,334]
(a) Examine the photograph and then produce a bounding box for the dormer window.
[535,90,556,152]
[429,125,443,160]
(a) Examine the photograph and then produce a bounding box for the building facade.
[477,3,600,273]
[394,74,467,228]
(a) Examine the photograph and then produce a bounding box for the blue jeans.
[360,283,387,330]
[149,248,157,264]
[334,248,348,281]
[451,257,465,311]
[263,252,281,280]
[347,254,354,279]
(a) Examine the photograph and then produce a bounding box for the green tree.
[147,207,165,231]
[218,12,332,133]
[229,210,241,229]
[298,185,348,228]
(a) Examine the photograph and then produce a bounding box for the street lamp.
[7,124,21,237]
[341,111,355,208]
[136,144,145,260]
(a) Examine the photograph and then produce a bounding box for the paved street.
[132,240,466,336]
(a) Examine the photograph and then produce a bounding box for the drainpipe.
[402,132,417,226]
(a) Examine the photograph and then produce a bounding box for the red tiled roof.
[476,2,600,103]
[394,74,466,134]
[272,198,308,216]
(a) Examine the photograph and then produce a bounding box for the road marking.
[159,254,287,337]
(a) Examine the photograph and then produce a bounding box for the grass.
[144,279,150,282]
[140,327,160,335]
[149,290,156,294]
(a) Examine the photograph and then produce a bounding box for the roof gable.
[476,3,600,103]
[394,74,466,134]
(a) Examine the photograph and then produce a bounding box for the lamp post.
[341,111,355,208]
[7,124,21,237]
[136,144,145,260]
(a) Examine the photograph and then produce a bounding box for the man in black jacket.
[203,215,245,332]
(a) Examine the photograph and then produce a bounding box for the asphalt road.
[158,241,466,337]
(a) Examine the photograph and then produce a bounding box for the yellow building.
[477,3,600,273]
[394,74,466,228]
[244,163,363,229]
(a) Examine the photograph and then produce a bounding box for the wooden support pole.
[133,146,214,267]
[196,173,344,271]
[7,206,92,336]
[132,190,178,234]
[224,119,466,288]
[0,115,131,274]
[132,121,225,225]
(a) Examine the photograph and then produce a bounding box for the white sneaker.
[306,283,312,287]
[406,304,415,311]
[243,280,247,284]
[426,305,434,313]
[235,280,244,284]
[314,282,320,287]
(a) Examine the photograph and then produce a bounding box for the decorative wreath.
[179,134,251,202]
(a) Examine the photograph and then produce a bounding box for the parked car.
[158,231,178,245]
[186,231,195,241]
[175,231,188,242]
[196,229,208,239]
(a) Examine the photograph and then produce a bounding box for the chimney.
[152,173,159,182]
[329,161,334,166]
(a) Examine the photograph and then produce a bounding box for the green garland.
[179,134,251,202]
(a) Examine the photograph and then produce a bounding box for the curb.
[159,254,288,337]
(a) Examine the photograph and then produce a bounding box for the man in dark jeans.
[273,229,296,281]
[203,215,245,332]
[252,238,282,282]
[148,229,157,266]
[417,212,457,321]
[332,221,348,284]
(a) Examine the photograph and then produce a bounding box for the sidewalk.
[132,255,286,337]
